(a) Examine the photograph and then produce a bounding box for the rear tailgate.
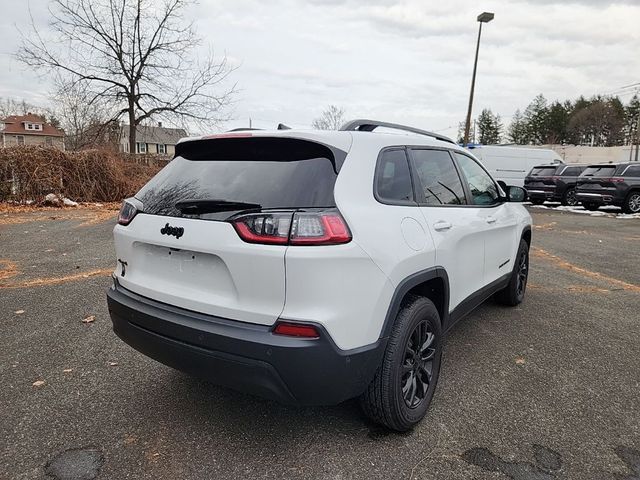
[577,165,618,192]
[524,166,559,192]
[113,135,348,326]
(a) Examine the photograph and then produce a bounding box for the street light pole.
[463,12,494,147]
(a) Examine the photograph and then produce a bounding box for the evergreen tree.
[507,109,528,144]
[476,108,502,144]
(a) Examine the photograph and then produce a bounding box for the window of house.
[137,142,147,154]
[17,136,25,145]
[453,152,501,206]
[45,137,53,146]
[410,149,467,206]
[374,149,414,204]
[158,144,166,154]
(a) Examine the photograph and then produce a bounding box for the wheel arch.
[379,268,450,339]
[521,225,532,248]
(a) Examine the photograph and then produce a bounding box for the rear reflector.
[273,322,320,338]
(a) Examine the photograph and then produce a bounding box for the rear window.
[562,167,582,176]
[530,167,558,176]
[136,137,345,220]
[582,166,616,177]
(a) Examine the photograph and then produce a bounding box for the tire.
[561,188,578,207]
[495,239,529,307]
[360,295,443,432]
[530,198,545,205]
[583,203,600,211]
[622,191,640,214]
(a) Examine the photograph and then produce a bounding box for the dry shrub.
[0,146,165,202]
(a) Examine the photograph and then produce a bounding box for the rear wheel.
[495,239,529,306]
[561,188,578,207]
[583,203,600,211]
[360,295,443,432]
[623,191,640,214]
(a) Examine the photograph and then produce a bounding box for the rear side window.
[453,153,501,206]
[410,149,466,205]
[530,166,558,176]
[137,137,343,220]
[375,149,414,204]
[623,165,640,177]
[563,167,582,176]
[582,166,616,177]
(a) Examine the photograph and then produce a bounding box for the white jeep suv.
[107,120,532,431]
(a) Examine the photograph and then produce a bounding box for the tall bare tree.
[18,0,235,153]
[312,105,346,130]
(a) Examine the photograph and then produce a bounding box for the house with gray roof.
[119,123,187,156]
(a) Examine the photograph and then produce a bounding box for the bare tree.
[17,0,235,153]
[312,105,346,130]
[50,76,117,150]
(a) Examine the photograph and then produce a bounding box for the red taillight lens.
[290,211,351,245]
[609,177,624,183]
[273,322,320,338]
[231,212,292,244]
[231,209,351,246]
[117,199,138,226]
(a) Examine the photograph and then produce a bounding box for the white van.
[469,146,563,187]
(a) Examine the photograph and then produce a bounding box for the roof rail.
[340,119,456,145]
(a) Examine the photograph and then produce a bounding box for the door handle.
[486,216,497,224]
[433,221,452,231]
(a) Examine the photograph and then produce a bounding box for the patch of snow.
[62,198,78,207]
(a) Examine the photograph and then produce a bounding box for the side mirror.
[506,185,527,202]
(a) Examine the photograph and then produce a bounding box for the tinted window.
[137,138,340,220]
[582,166,616,177]
[530,166,558,176]
[454,153,501,206]
[562,167,581,176]
[624,165,640,177]
[410,149,466,205]
[375,149,414,203]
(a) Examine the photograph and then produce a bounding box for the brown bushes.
[0,146,165,202]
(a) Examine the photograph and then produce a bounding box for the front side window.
[410,149,466,205]
[375,149,414,204]
[453,152,501,206]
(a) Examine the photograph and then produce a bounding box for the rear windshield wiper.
[175,199,262,214]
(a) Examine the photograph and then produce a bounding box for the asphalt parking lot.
[1,206,639,480]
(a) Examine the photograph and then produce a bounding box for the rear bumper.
[107,280,385,406]
[527,189,560,201]
[575,192,622,206]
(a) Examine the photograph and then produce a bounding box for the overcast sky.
[1,0,639,138]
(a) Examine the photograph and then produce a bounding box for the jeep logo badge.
[160,223,184,239]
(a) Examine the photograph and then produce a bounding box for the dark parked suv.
[575,163,640,213]
[524,163,587,206]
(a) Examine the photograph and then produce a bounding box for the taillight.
[273,322,320,338]
[231,209,351,246]
[231,212,292,244]
[117,199,138,226]
[608,177,624,183]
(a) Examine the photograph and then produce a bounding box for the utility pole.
[463,12,494,147]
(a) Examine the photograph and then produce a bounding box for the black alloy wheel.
[515,247,529,299]
[401,320,436,409]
